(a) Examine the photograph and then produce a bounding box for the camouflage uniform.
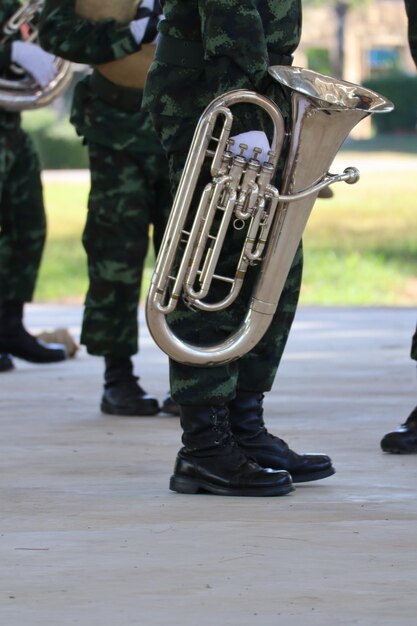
[405,0,417,361]
[39,0,171,358]
[143,0,303,405]
[0,0,46,304]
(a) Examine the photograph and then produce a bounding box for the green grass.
[36,182,89,302]
[302,158,417,305]
[34,148,417,306]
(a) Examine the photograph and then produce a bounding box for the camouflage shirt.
[0,0,22,129]
[143,0,302,117]
[39,0,163,150]
[39,0,140,66]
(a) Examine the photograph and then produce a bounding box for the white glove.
[229,131,271,160]
[129,17,151,44]
[129,0,163,45]
[11,41,58,88]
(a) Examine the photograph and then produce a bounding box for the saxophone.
[146,67,394,366]
[0,0,72,111]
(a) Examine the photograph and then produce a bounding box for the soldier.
[39,0,178,415]
[380,0,417,454]
[0,0,68,372]
[143,0,335,495]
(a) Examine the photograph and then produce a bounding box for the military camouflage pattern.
[40,0,171,357]
[39,0,139,66]
[0,0,22,129]
[0,126,46,302]
[144,0,303,405]
[0,2,46,304]
[143,0,302,117]
[80,135,171,357]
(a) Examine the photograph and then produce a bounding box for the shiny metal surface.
[268,66,394,113]
[146,66,394,366]
[0,0,72,111]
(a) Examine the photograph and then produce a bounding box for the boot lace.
[211,406,236,448]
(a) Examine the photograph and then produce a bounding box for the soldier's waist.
[94,44,156,91]
[155,34,294,70]
[90,70,144,112]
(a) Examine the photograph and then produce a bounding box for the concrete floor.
[1,305,416,626]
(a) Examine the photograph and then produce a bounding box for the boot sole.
[100,399,159,417]
[291,465,336,483]
[381,446,417,454]
[169,474,294,497]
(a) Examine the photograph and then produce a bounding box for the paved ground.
[1,304,416,625]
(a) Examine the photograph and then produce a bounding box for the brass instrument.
[75,0,155,89]
[146,66,394,366]
[0,0,72,111]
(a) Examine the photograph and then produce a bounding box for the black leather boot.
[380,406,417,453]
[170,404,294,496]
[161,392,180,416]
[101,356,160,416]
[0,353,14,372]
[228,392,335,483]
[0,301,67,363]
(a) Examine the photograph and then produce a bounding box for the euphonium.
[146,66,394,367]
[0,0,72,111]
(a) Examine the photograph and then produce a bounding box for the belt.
[155,34,293,70]
[90,70,143,112]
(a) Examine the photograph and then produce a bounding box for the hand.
[11,41,58,88]
[129,17,151,44]
[228,131,271,160]
[129,0,162,45]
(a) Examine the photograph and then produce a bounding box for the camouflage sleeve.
[0,0,21,71]
[39,0,139,64]
[405,0,417,67]
[199,0,267,94]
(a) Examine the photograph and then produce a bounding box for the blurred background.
[28,0,417,307]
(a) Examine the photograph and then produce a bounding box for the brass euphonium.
[0,0,72,111]
[146,66,394,366]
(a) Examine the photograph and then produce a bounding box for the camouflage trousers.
[80,140,172,357]
[152,114,303,406]
[0,126,46,303]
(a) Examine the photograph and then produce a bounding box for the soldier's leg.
[81,141,158,415]
[380,323,417,453]
[0,128,66,364]
[148,116,295,494]
[153,114,334,486]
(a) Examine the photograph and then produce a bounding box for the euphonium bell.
[0,0,72,111]
[146,66,394,367]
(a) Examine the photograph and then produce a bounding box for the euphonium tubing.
[146,66,394,366]
[0,0,72,111]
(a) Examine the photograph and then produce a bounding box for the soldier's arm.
[199,0,268,94]
[39,0,139,64]
[0,0,22,71]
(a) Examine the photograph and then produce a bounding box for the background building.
[296,0,414,82]
[295,0,415,136]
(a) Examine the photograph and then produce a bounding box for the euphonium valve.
[146,67,394,367]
